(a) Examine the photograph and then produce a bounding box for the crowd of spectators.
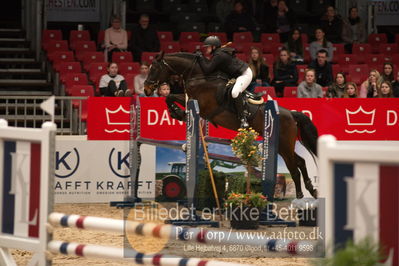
[49,0,398,98]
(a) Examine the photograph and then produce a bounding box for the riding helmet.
[203,36,221,48]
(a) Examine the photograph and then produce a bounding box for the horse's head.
[144,51,170,96]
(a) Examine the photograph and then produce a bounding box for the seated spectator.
[130,14,160,62]
[169,75,184,94]
[297,68,323,98]
[224,0,256,40]
[134,62,150,96]
[360,69,381,98]
[309,28,333,62]
[248,47,270,92]
[391,71,399,97]
[275,0,295,43]
[104,15,128,62]
[154,82,171,97]
[262,0,278,33]
[272,48,298,96]
[308,49,333,86]
[342,7,366,53]
[343,82,359,98]
[379,62,395,83]
[326,72,346,98]
[377,81,394,98]
[285,28,304,63]
[99,62,130,97]
[320,6,343,43]
[216,0,234,24]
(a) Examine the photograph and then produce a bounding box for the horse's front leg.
[166,94,186,121]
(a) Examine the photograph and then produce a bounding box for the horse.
[144,52,318,199]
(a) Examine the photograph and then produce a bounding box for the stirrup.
[244,91,264,105]
[244,90,263,101]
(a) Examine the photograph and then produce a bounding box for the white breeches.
[231,67,253,98]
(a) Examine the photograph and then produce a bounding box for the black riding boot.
[236,94,249,128]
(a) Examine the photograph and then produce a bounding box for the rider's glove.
[194,50,203,58]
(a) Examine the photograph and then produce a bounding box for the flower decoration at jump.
[231,127,263,194]
[231,127,262,167]
[224,192,268,209]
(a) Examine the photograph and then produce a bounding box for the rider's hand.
[194,50,203,57]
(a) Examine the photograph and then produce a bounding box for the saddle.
[214,79,264,123]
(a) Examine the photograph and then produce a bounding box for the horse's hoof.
[296,192,304,199]
[312,189,318,199]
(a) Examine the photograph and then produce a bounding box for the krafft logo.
[108,148,130,178]
[345,106,376,134]
[55,148,80,178]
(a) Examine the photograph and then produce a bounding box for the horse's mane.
[165,52,196,60]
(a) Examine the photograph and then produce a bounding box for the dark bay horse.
[144,52,318,199]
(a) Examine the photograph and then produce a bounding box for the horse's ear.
[155,51,164,61]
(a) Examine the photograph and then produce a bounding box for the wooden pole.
[199,121,223,221]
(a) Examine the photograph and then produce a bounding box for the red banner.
[139,97,186,140]
[87,97,132,140]
[278,98,399,141]
[87,98,399,141]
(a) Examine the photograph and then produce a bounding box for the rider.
[196,35,257,128]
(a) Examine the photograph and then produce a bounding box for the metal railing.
[0,96,88,135]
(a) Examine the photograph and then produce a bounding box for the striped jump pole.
[49,212,317,256]
[48,240,248,266]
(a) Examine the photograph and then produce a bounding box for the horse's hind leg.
[295,153,318,198]
[281,151,304,199]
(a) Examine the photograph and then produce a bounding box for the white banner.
[373,0,399,25]
[55,136,155,203]
[46,0,100,22]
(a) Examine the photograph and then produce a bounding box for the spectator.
[216,0,234,24]
[391,71,399,97]
[248,46,270,92]
[309,28,333,62]
[99,62,130,97]
[272,48,298,96]
[134,62,150,96]
[342,7,366,53]
[297,68,323,98]
[377,81,394,98]
[224,0,256,40]
[130,14,160,62]
[242,0,264,24]
[379,62,395,83]
[169,75,184,94]
[320,6,343,43]
[263,0,278,33]
[285,28,304,63]
[326,72,346,98]
[104,15,128,62]
[343,82,359,98]
[308,49,333,86]
[155,82,171,97]
[275,0,295,43]
[360,69,381,98]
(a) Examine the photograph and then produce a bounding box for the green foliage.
[313,238,385,266]
[224,192,268,209]
[195,169,226,210]
[226,173,262,194]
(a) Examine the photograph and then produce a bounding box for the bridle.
[145,55,199,93]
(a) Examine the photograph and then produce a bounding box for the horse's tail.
[291,111,318,158]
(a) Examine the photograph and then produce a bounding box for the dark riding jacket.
[198,47,248,78]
